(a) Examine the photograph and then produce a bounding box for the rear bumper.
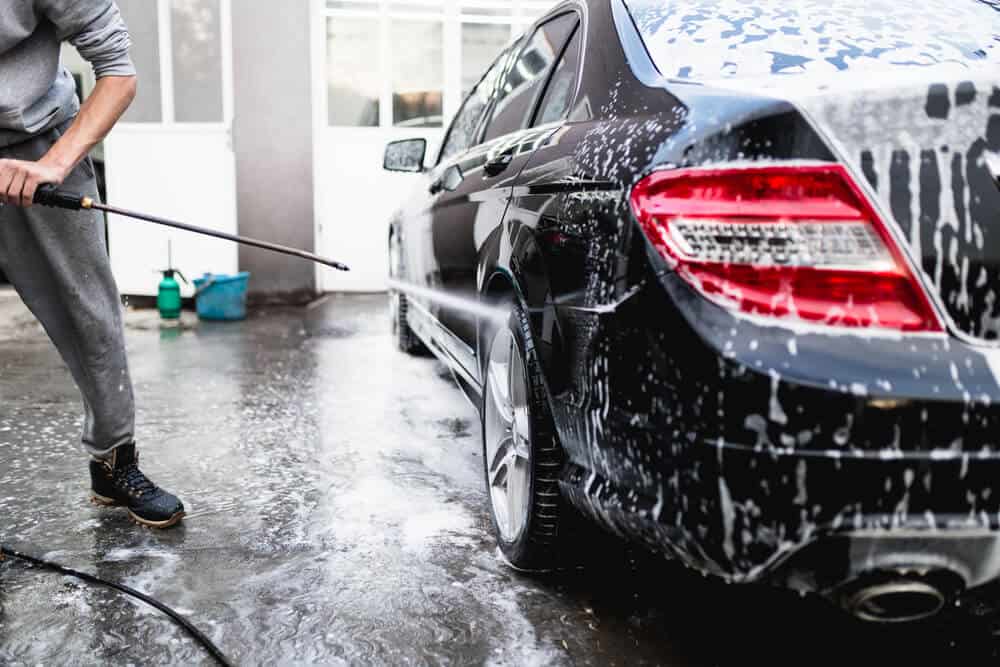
[551,274,1000,591]
[561,436,1000,590]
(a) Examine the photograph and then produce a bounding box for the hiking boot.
[90,443,185,529]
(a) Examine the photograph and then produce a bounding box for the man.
[0,1,184,528]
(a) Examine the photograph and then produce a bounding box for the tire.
[481,300,569,570]
[389,233,427,355]
[393,291,427,355]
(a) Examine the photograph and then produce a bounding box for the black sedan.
[384,0,1000,623]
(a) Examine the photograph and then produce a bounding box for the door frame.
[152,0,234,131]
[104,0,238,296]
[107,0,235,157]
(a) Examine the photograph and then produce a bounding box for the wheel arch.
[476,221,565,399]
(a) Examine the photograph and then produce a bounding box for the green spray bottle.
[157,241,187,320]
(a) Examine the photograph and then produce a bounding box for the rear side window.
[482,14,578,142]
[439,48,510,161]
[533,24,583,126]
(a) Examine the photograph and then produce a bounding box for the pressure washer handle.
[34,185,90,211]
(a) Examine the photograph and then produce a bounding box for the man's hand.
[0,76,135,210]
[0,159,68,208]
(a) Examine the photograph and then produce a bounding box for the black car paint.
[389,0,1000,596]
[400,125,558,384]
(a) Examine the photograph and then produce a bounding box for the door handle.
[483,149,515,177]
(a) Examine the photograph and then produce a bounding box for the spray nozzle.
[158,240,187,283]
[160,268,188,284]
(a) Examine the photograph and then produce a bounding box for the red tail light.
[630,164,943,332]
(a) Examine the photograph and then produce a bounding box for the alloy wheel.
[484,324,533,542]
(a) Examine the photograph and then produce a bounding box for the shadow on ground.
[531,537,1000,666]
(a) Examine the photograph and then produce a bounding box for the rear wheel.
[482,301,568,570]
[389,234,427,355]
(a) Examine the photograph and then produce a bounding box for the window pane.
[327,17,380,126]
[483,14,576,141]
[391,20,443,128]
[440,47,508,160]
[326,0,377,8]
[388,2,441,14]
[117,0,162,122]
[171,0,224,123]
[534,25,582,126]
[461,23,510,97]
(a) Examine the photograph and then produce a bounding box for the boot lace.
[117,463,157,498]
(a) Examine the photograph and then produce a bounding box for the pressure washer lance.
[33,184,351,272]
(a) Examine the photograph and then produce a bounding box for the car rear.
[588,0,1000,620]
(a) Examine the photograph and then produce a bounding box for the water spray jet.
[387,278,511,326]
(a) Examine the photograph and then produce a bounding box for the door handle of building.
[483,150,514,177]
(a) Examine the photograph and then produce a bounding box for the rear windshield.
[625,0,1000,81]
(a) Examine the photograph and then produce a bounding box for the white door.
[312,0,551,293]
[105,0,237,297]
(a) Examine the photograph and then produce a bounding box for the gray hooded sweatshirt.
[0,0,134,148]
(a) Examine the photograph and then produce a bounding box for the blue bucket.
[193,272,250,321]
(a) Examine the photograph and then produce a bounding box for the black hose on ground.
[0,544,234,667]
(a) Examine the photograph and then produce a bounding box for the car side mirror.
[384,138,427,173]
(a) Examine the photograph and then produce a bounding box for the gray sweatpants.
[0,121,134,459]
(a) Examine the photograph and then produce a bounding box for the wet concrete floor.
[2,294,1000,665]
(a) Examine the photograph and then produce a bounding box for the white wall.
[104,0,238,298]
[105,126,238,297]
[315,129,442,292]
[233,0,318,302]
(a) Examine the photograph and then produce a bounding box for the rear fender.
[477,221,562,394]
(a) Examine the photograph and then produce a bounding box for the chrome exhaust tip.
[843,578,948,624]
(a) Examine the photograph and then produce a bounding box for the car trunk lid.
[789,71,1000,341]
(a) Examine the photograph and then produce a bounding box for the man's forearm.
[0,74,136,208]
[42,75,137,179]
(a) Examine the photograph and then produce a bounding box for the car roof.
[624,0,1000,82]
